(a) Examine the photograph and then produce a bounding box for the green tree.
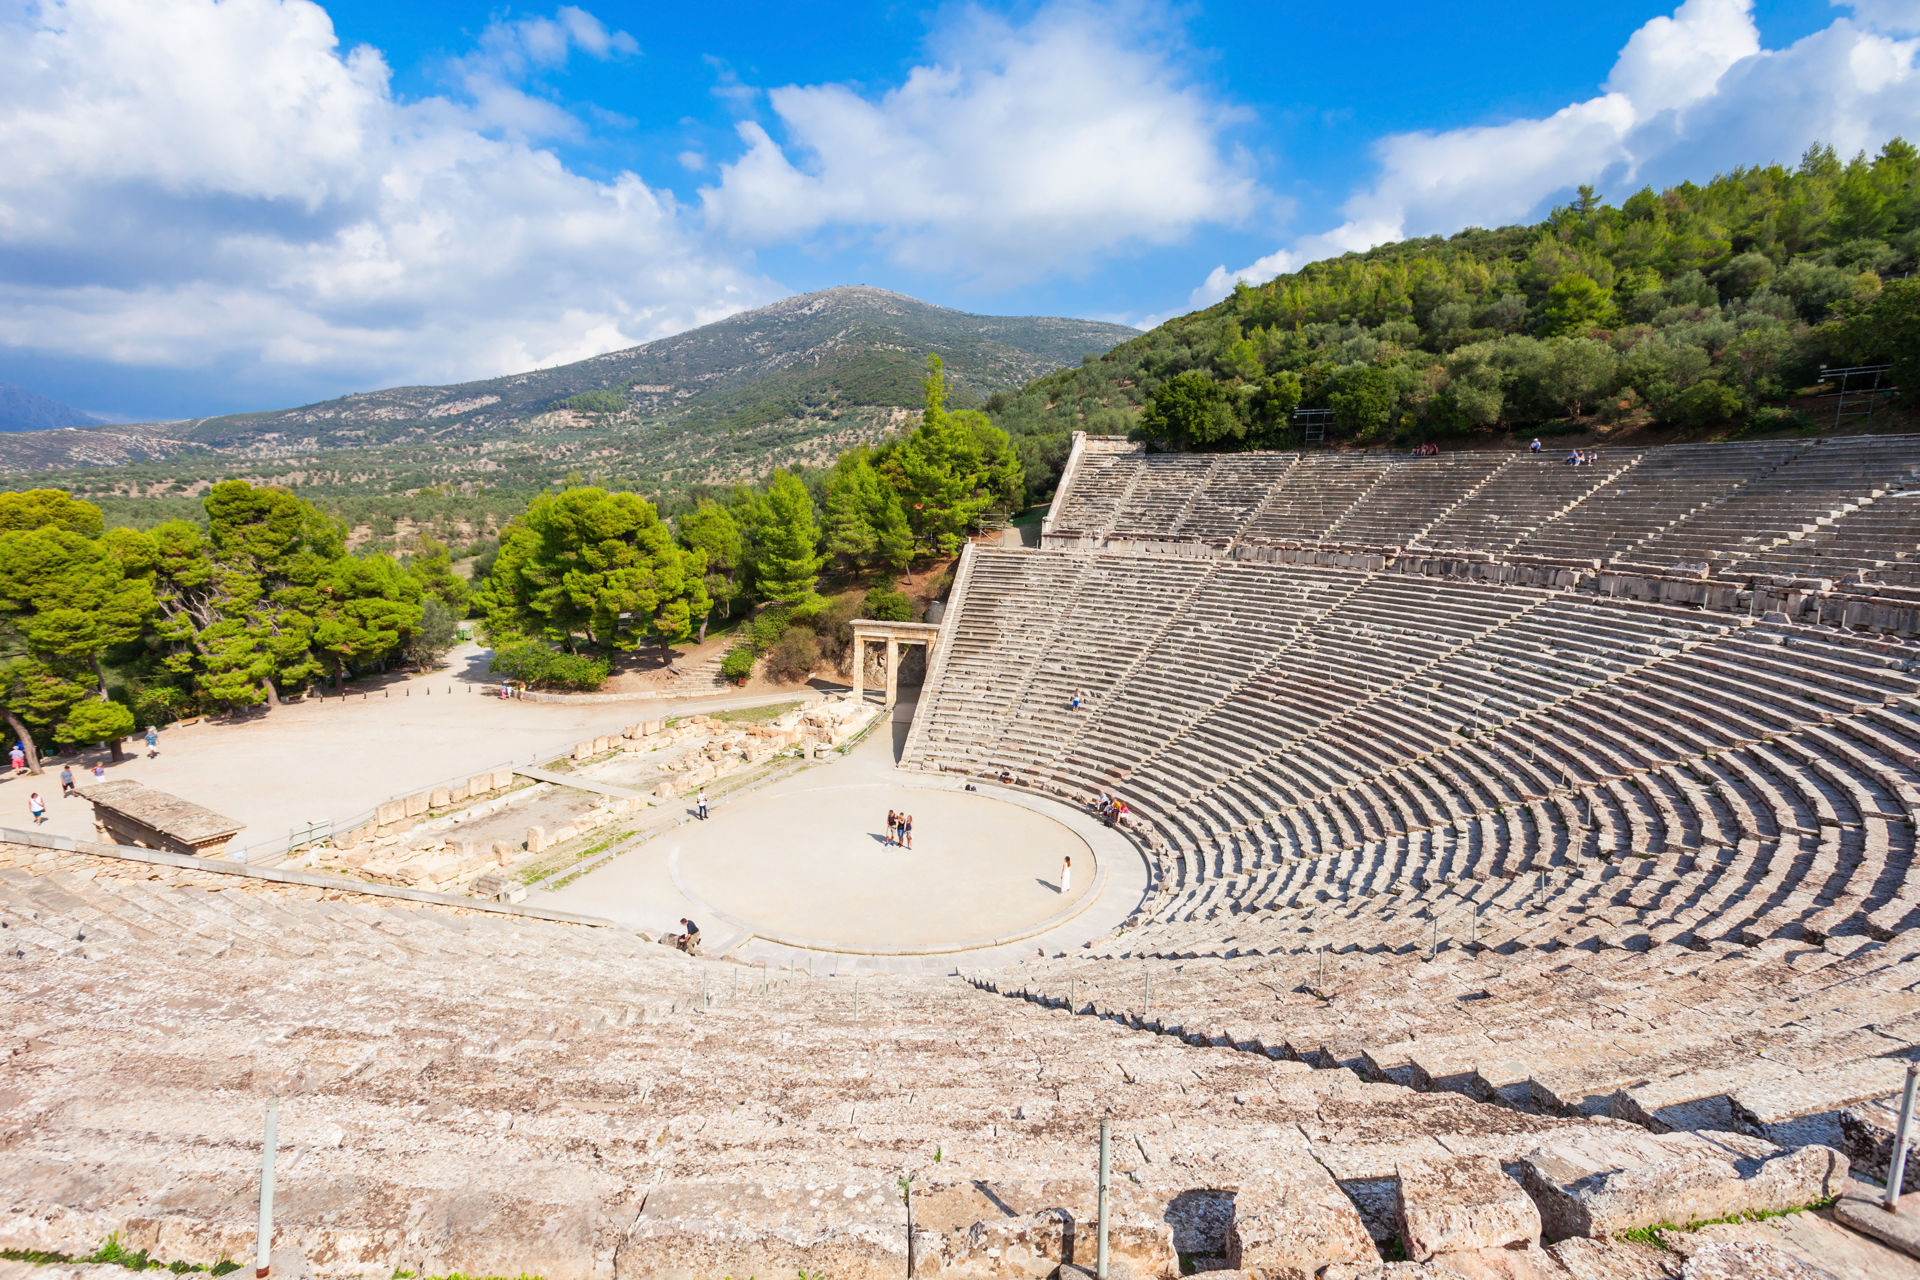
[1828,277,1920,405]
[0,512,154,762]
[885,354,1024,553]
[403,535,470,614]
[822,450,883,570]
[1539,272,1616,335]
[203,481,342,705]
[679,499,745,638]
[1140,370,1239,447]
[0,489,106,536]
[485,487,710,663]
[314,553,424,684]
[1538,337,1619,417]
[1327,366,1400,441]
[754,471,824,606]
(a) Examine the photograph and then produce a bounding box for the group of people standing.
[16,727,161,827]
[884,808,914,848]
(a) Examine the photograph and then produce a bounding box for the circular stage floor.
[670,779,1096,953]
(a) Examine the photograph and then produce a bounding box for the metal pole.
[255,1097,279,1278]
[1887,1062,1920,1210]
[1096,1114,1111,1280]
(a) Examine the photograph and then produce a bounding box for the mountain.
[0,383,104,432]
[0,288,1137,484]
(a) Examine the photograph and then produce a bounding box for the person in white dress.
[1059,855,1072,894]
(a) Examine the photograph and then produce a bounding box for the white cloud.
[698,1,1260,281]
[1843,0,1920,35]
[0,0,768,396]
[1193,0,1920,308]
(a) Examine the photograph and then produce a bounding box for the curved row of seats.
[1047,435,1920,582]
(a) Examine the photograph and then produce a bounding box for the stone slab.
[1396,1155,1541,1261]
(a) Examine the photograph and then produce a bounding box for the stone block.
[573,742,593,761]
[468,773,494,797]
[490,840,515,860]
[430,787,451,808]
[448,782,469,804]
[404,790,430,818]
[642,718,665,735]
[593,735,610,753]
[653,782,677,801]
[1225,1160,1379,1276]
[1395,1156,1540,1261]
[1515,1130,1847,1242]
[375,800,407,827]
[491,768,515,790]
[526,826,547,853]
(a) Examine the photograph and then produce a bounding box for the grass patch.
[4,1233,239,1275]
[1616,1195,1840,1249]
[710,700,802,725]
[517,826,637,886]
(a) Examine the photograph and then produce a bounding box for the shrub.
[748,606,790,654]
[1670,380,1746,427]
[763,629,819,684]
[490,641,609,691]
[862,588,912,622]
[720,645,755,684]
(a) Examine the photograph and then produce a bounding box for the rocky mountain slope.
[0,288,1136,483]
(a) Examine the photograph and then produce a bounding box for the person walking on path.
[9,744,24,775]
[144,726,159,758]
[90,761,105,781]
[59,765,74,797]
[28,792,45,825]
[1059,855,1072,894]
[697,789,708,821]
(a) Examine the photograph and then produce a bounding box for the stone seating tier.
[1039,433,1920,586]
[3,848,1859,1279]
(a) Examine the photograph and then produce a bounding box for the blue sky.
[0,0,1914,422]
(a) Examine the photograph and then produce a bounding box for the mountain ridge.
[0,287,1136,479]
[0,382,105,433]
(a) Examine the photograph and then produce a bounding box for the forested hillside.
[990,139,1920,486]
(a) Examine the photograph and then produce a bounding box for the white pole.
[255,1097,279,1278]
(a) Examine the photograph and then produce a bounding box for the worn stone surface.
[1517,1129,1847,1241]
[1395,1156,1540,1261]
[1676,1240,1835,1280]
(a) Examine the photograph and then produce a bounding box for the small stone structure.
[848,619,941,705]
[76,779,243,858]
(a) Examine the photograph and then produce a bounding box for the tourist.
[886,808,897,846]
[1059,855,1071,894]
[675,918,701,955]
[59,765,74,797]
[697,788,708,821]
[1564,449,1581,466]
[145,725,159,758]
[8,743,23,775]
[91,761,105,781]
[28,792,45,825]
[1070,689,1082,711]
[1530,437,1542,454]
[903,814,914,850]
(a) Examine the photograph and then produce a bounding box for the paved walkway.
[0,642,818,855]
[536,697,1152,974]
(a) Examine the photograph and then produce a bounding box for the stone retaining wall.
[0,835,612,927]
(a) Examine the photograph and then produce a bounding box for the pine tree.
[754,470,824,606]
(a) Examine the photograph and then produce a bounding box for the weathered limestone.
[1394,1156,1541,1261]
[849,619,940,706]
[75,780,243,858]
[1515,1130,1847,1242]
